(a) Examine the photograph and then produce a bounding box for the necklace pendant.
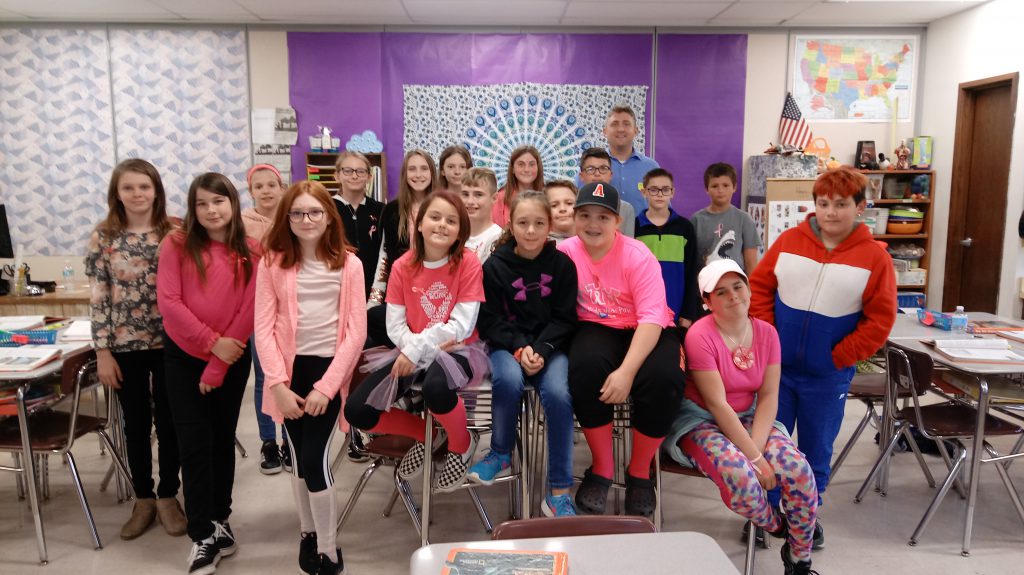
[732,346,755,370]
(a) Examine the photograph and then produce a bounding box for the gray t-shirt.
[691,205,761,271]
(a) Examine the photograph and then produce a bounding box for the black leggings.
[568,322,684,438]
[164,337,250,542]
[113,348,180,499]
[344,354,471,431]
[283,355,342,493]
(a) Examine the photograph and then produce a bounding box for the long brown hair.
[398,149,438,245]
[179,172,252,285]
[264,181,350,271]
[96,159,172,238]
[504,146,545,210]
[495,190,552,249]
[410,190,470,270]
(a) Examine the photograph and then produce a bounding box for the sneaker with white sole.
[466,450,512,485]
[186,537,220,575]
[398,429,446,480]
[541,493,577,517]
[435,431,480,492]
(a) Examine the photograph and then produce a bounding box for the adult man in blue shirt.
[605,105,659,215]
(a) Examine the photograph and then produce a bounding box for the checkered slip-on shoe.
[398,429,446,480]
[435,431,479,492]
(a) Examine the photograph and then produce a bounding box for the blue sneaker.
[466,450,512,485]
[541,493,577,517]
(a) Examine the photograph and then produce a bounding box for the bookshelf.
[859,169,936,294]
[305,152,387,202]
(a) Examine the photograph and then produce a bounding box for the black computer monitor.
[0,204,14,259]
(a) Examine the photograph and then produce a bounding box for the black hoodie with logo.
[478,239,579,359]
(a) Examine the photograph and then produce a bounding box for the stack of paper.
[59,320,92,342]
[933,339,1024,365]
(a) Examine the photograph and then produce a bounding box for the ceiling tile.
[237,0,410,24]
[788,2,983,26]
[712,1,814,23]
[0,0,178,20]
[148,0,261,22]
[404,1,566,25]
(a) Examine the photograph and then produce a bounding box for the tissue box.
[897,268,926,286]
[917,308,952,330]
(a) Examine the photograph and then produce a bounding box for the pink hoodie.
[242,207,273,242]
[254,251,367,431]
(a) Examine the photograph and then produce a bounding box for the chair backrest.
[60,349,97,397]
[885,343,938,431]
[491,515,657,540]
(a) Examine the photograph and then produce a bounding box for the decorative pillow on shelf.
[345,131,383,154]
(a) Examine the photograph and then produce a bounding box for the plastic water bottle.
[62,260,75,291]
[951,306,968,333]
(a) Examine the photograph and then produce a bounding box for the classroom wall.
[920,0,1024,318]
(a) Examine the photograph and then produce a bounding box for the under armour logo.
[592,184,605,197]
[512,274,553,301]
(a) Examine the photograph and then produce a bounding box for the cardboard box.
[897,268,927,286]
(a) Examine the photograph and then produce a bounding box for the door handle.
[960,237,973,248]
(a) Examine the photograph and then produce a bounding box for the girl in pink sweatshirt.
[255,181,366,575]
[157,172,261,575]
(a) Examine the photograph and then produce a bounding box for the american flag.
[779,93,812,149]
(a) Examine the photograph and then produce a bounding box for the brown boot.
[156,497,187,536]
[120,498,156,540]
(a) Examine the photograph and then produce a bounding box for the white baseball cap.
[698,259,748,296]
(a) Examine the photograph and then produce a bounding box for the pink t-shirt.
[558,233,674,329]
[683,315,781,412]
[385,248,486,343]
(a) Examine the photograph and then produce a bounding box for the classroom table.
[410,531,741,575]
[885,312,1024,556]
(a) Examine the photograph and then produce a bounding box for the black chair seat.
[897,402,1023,438]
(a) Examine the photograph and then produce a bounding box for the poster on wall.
[403,83,647,186]
[790,35,917,122]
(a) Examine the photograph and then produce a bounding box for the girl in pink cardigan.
[254,181,366,575]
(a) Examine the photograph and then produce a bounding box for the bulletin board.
[765,179,816,250]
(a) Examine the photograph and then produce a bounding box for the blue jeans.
[768,368,852,508]
[489,350,574,490]
[252,336,286,443]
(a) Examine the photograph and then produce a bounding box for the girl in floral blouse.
[85,159,186,540]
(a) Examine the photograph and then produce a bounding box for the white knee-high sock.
[290,475,315,533]
[308,488,338,561]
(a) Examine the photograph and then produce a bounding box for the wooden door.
[943,73,1018,313]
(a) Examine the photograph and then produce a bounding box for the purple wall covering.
[654,34,747,216]
[287,31,747,217]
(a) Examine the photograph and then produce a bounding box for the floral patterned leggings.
[680,418,818,561]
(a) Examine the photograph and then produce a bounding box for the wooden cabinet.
[0,286,90,316]
[305,152,387,202]
[860,169,935,295]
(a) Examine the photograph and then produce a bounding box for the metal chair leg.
[468,487,493,533]
[937,440,967,499]
[743,519,756,575]
[65,452,102,550]
[903,429,937,488]
[1005,434,1024,471]
[855,423,906,502]
[831,404,875,480]
[96,429,134,498]
[910,446,967,545]
[234,436,247,458]
[985,443,1024,528]
[395,472,423,536]
[382,486,400,517]
[330,434,352,474]
[337,458,384,531]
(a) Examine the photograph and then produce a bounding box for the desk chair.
[491,514,656,539]
[855,343,1024,547]
[655,456,760,575]
[0,351,133,555]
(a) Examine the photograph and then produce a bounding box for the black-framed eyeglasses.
[581,166,611,175]
[340,167,369,177]
[646,186,674,196]
[288,209,325,223]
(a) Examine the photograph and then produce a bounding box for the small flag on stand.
[779,92,813,149]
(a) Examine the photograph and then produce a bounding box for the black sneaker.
[781,541,820,575]
[260,440,283,475]
[186,537,220,575]
[299,532,318,575]
[347,432,370,463]
[317,549,346,575]
[811,521,824,550]
[212,521,236,557]
[281,441,293,473]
